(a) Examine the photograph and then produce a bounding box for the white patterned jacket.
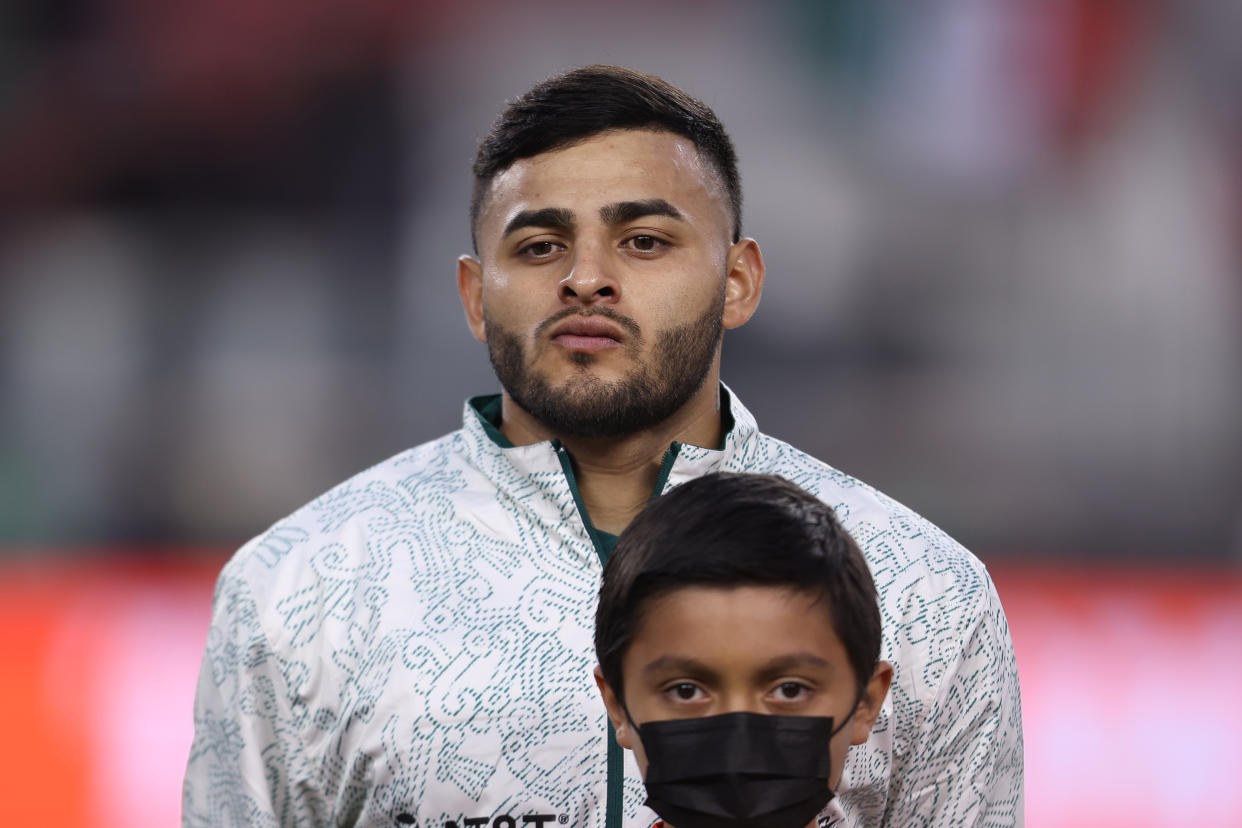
[183,387,1023,827]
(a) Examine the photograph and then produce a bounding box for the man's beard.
[484,291,725,440]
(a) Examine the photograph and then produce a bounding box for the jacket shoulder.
[738,432,985,574]
[733,433,995,662]
[224,429,470,585]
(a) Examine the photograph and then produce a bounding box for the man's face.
[461,129,756,439]
[603,585,877,795]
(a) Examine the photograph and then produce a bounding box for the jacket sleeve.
[886,572,1025,826]
[181,561,326,827]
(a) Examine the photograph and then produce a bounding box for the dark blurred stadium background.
[1,0,1240,824]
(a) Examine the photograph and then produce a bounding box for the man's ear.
[721,237,765,330]
[594,666,635,750]
[850,660,894,746]
[458,255,487,343]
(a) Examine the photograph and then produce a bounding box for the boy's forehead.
[630,584,849,673]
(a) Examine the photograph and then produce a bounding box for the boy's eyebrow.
[502,207,575,238]
[640,655,722,681]
[599,198,683,226]
[757,652,835,678]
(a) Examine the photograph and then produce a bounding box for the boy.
[594,472,893,828]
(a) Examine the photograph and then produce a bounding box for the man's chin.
[538,381,621,416]
[536,361,630,391]
[506,379,659,439]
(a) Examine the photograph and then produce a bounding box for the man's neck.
[498,386,725,536]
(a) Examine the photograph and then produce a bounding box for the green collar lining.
[468,394,515,448]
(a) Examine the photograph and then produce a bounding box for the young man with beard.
[183,66,1024,827]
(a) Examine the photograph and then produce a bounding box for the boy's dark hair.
[595,472,882,705]
[471,64,742,251]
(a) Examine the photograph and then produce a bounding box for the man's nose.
[558,246,620,305]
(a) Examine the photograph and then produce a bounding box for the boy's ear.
[594,666,636,750]
[849,660,894,746]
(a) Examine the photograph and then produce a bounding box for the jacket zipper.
[552,439,681,828]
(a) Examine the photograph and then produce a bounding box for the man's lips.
[548,317,625,352]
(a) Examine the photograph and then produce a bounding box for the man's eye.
[521,241,559,257]
[626,235,664,252]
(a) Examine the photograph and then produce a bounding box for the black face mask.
[636,711,847,828]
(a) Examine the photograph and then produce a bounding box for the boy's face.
[596,585,890,795]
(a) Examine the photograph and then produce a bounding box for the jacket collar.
[460,383,761,486]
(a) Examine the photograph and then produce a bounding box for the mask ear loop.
[827,684,868,740]
[620,697,639,732]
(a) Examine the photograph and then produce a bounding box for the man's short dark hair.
[594,472,882,705]
[471,64,742,251]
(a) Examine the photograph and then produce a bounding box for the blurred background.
[1,0,1240,824]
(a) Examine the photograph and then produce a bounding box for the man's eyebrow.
[502,207,575,238]
[600,199,683,226]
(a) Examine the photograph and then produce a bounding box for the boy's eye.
[775,682,808,700]
[668,683,702,701]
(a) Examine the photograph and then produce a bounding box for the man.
[184,65,1023,827]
